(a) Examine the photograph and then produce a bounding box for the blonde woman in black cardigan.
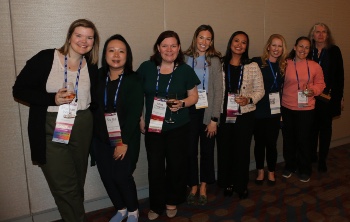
[13,19,99,222]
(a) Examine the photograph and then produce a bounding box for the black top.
[310,45,344,117]
[252,57,283,119]
[93,68,143,146]
[12,49,98,165]
[222,64,241,119]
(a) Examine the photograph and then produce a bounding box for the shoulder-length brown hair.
[58,19,100,65]
[150,30,184,67]
[183,24,222,66]
[261,34,288,76]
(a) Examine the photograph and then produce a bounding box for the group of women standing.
[13,18,343,221]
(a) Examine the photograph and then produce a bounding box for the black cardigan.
[12,49,98,165]
[93,67,143,146]
[328,45,344,117]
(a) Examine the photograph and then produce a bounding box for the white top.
[46,50,91,112]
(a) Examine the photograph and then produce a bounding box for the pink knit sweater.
[282,59,325,110]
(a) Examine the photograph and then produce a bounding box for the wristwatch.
[248,97,253,104]
[180,100,185,108]
[211,117,218,122]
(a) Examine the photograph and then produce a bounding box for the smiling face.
[105,39,127,72]
[230,34,247,56]
[196,30,212,56]
[268,38,283,62]
[68,26,95,57]
[294,39,310,61]
[157,37,180,64]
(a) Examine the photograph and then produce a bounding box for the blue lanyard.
[293,59,310,90]
[104,71,124,111]
[227,64,243,92]
[156,66,174,98]
[192,57,207,90]
[312,48,324,65]
[64,55,83,101]
[267,60,278,92]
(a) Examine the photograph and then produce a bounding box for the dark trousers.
[281,106,314,176]
[217,111,255,193]
[93,138,138,212]
[41,109,92,222]
[145,123,189,215]
[187,108,216,187]
[311,100,332,162]
[253,116,280,172]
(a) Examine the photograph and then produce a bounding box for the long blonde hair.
[261,34,287,75]
[58,19,100,65]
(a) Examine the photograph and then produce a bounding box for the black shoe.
[238,189,249,200]
[224,185,234,197]
[267,179,276,186]
[318,160,328,172]
[255,178,264,185]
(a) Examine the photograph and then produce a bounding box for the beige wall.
[1,0,350,221]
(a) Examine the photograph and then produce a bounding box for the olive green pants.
[41,109,92,222]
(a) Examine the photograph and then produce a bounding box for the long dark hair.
[287,36,312,60]
[101,34,133,74]
[223,31,251,73]
[150,30,184,66]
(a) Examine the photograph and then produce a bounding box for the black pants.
[93,138,138,212]
[145,123,189,215]
[217,111,254,193]
[310,100,332,162]
[253,116,280,172]
[281,106,314,176]
[187,108,216,187]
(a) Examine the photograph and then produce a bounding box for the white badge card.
[297,91,309,108]
[226,93,239,123]
[148,97,167,133]
[269,92,281,114]
[105,113,123,147]
[52,103,78,144]
[195,89,208,109]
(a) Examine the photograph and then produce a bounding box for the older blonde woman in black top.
[308,23,344,172]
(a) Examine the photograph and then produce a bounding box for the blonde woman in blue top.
[184,25,223,205]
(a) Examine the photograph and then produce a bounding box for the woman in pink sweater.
[281,36,325,183]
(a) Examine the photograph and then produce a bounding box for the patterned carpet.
[84,144,350,222]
